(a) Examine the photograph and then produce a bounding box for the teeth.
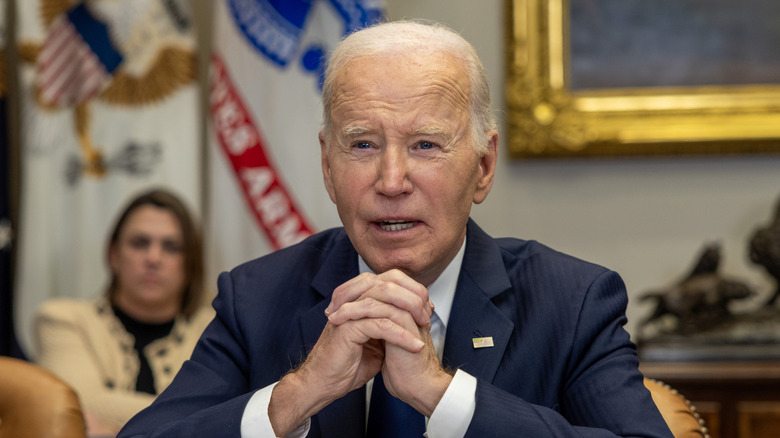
[379,220,416,231]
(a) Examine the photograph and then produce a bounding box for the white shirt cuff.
[425,369,477,438]
[240,382,310,438]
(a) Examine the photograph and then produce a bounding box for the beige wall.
[385,1,780,338]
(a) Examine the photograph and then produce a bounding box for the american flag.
[35,4,122,107]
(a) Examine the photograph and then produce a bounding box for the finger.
[327,270,433,326]
[326,270,433,326]
[327,311,425,354]
[327,296,418,328]
[355,317,425,352]
[325,272,377,316]
[328,299,428,353]
[375,269,434,323]
[357,277,432,327]
[376,269,430,304]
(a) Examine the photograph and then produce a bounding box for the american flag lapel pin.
[472,336,494,349]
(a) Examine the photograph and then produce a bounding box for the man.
[119,20,672,437]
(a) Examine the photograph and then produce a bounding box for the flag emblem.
[35,4,122,108]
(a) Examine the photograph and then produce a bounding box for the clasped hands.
[269,269,453,436]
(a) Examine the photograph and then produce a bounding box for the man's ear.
[473,130,498,204]
[320,131,337,203]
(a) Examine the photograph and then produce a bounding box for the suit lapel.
[300,231,359,351]
[442,220,514,382]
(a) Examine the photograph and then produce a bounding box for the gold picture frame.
[505,0,780,158]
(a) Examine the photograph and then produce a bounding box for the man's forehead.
[333,51,468,89]
[328,52,471,139]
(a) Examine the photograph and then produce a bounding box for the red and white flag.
[35,4,122,107]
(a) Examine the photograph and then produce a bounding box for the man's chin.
[363,254,416,275]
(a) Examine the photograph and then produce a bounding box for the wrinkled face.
[109,206,186,310]
[320,52,497,286]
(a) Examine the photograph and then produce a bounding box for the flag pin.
[472,337,494,349]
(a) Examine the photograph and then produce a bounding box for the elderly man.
[119,20,672,438]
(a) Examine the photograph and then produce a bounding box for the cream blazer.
[34,297,214,429]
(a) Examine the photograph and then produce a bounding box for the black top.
[113,306,175,395]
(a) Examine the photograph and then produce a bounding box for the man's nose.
[375,148,413,196]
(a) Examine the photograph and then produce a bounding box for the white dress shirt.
[240,240,477,437]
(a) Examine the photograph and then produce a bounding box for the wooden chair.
[0,356,87,438]
[645,377,709,438]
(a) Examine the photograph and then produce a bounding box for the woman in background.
[34,188,214,435]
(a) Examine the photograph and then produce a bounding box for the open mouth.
[378,219,418,232]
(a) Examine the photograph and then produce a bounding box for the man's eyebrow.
[414,126,448,136]
[414,126,452,142]
[341,125,372,137]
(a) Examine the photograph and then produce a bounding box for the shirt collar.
[357,238,466,328]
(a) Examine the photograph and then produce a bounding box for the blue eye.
[419,141,435,150]
[354,142,372,149]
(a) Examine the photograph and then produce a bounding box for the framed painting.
[505,0,780,158]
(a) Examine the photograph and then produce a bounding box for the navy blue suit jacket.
[119,220,672,437]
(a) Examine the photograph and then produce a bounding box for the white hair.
[321,20,497,155]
